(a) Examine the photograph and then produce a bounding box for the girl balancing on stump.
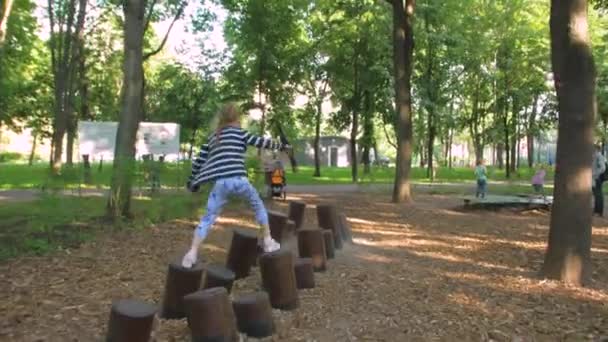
[181,103,291,268]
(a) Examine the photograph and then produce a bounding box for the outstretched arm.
[191,144,209,176]
[242,130,284,150]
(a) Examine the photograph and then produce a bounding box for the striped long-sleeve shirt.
[189,126,284,187]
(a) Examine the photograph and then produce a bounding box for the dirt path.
[1,192,607,341]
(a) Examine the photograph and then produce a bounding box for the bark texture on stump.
[160,262,204,319]
[203,264,236,293]
[321,230,335,259]
[268,210,289,242]
[316,204,343,249]
[232,292,275,338]
[225,229,258,279]
[259,250,299,310]
[294,258,315,289]
[297,229,327,272]
[288,201,306,230]
[106,299,157,342]
[184,287,238,342]
[338,213,353,243]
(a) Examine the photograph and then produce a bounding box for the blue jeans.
[476,179,487,198]
[196,176,268,238]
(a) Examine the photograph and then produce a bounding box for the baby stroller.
[269,161,287,200]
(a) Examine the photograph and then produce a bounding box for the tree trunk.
[350,106,359,182]
[541,0,595,286]
[0,0,14,48]
[497,143,504,169]
[527,134,535,167]
[504,114,511,178]
[107,0,146,219]
[48,0,87,174]
[29,132,38,166]
[527,95,539,167]
[188,128,197,160]
[391,0,415,203]
[448,129,453,169]
[66,110,76,166]
[313,99,322,177]
[350,55,360,183]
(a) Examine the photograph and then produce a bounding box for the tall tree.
[47,0,87,173]
[107,0,146,218]
[388,0,415,202]
[0,0,14,48]
[541,0,595,286]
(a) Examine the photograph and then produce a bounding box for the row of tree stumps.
[105,200,353,342]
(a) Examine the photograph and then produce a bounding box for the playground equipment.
[267,210,294,243]
[288,201,306,230]
[297,229,328,272]
[203,264,236,293]
[316,204,344,249]
[232,292,275,338]
[160,262,204,319]
[322,230,336,259]
[184,287,238,341]
[225,229,259,279]
[105,299,157,342]
[260,249,299,310]
[294,258,316,289]
[105,199,354,340]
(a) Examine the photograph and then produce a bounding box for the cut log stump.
[288,201,306,230]
[203,264,236,293]
[316,204,343,249]
[106,299,157,342]
[297,229,327,272]
[232,292,275,338]
[259,250,299,310]
[267,210,289,242]
[338,213,353,243]
[160,261,204,319]
[294,258,315,289]
[225,229,258,279]
[184,287,238,342]
[321,230,335,259]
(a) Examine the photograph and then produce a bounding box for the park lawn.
[0,191,207,261]
[1,162,555,189]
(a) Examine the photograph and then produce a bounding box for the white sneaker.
[262,236,281,253]
[181,249,198,268]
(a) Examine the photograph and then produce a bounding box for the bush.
[0,152,25,163]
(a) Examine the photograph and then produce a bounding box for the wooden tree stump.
[338,213,353,243]
[267,210,289,242]
[184,287,238,342]
[232,292,275,338]
[288,201,306,230]
[203,263,236,293]
[259,250,299,310]
[160,262,204,319]
[321,230,335,259]
[297,229,327,272]
[316,204,343,249]
[106,299,157,342]
[294,258,315,289]
[226,229,258,279]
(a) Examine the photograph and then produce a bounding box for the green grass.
[0,192,207,261]
[0,162,554,189]
[0,161,192,190]
[284,165,554,185]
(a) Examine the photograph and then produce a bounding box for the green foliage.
[0,152,25,163]
[0,0,39,129]
[147,61,220,146]
[0,192,206,260]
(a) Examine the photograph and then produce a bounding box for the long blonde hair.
[212,103,241,146]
